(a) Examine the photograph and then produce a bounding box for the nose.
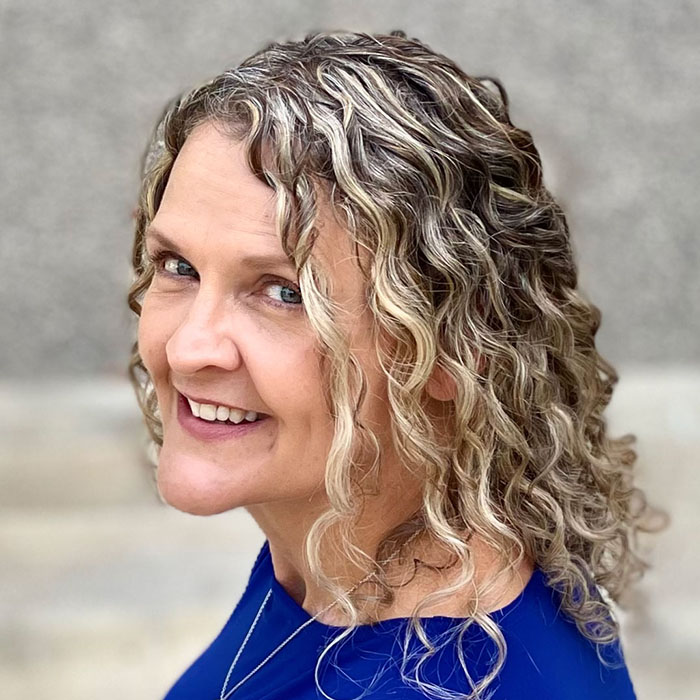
[165,292,243,376]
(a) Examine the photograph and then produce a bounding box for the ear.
[426,354,485,402]
[426,363,457,402]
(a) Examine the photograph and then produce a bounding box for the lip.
[176,392,271,442]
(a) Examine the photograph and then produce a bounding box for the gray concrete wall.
[1,0,699,377]
[1,2,698,699]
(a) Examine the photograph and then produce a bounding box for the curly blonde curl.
[127,29,667,700]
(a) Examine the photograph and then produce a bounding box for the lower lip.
[176,393,271,442]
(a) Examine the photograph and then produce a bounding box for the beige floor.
[1,367,697,699]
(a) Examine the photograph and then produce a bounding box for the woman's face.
[138,122,394,516]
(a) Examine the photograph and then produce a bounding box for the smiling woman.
[126,29,664,700]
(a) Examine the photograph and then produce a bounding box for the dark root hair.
[128,29,667,700]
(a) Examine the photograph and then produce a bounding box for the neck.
[246,493,534,626]
[245,466,429,624]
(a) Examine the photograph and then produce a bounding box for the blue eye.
[165,257,196,277]
[146,248,303,311]
[148,249,196,278]
[263,282,303,307]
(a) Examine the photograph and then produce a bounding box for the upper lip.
[178,390,268,416]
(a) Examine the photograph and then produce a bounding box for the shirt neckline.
[262,540,542,633]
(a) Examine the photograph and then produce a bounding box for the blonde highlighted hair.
[128,29,666,700]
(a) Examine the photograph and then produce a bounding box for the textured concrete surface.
[1,0,699,378]
[0,368,698,699]
[1,4,698,697]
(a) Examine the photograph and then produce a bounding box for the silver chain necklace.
[219,532,422,699]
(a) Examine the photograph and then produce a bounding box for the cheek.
[350,325,389,422]
[256,340,328,414]
[137,292,175,376]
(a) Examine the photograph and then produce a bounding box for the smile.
[176,392,271,442]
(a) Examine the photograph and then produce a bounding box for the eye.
[262,280,304,310]
[146,248,303,311]
[147,249,197,279]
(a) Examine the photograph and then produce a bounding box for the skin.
[138,121,533,625]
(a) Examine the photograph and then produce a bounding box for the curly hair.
[127,29,666,700]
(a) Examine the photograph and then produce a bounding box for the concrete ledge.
[1,368,698,699]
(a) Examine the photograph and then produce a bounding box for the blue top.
[163,539,638,699]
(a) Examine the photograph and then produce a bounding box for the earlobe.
[426,364,457,402]
[426,354,485,402]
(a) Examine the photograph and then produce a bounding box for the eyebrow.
[145,227,297,272]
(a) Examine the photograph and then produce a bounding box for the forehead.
[152,121,371,312]
[155,122,277,234]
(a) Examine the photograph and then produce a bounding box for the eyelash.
[146,249,303,311]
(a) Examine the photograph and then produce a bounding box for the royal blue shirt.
[163,539,638,699]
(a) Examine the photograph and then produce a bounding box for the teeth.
[185,396,262,424]
[199,404,217,421]
[216,405,229,421]
[228,408,246,424]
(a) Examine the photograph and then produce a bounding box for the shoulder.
[490,569,638,699]
[376,568,638,700]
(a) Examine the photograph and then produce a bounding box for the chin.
[157,486,234,516]
[156,476,235,515]
[155,450,246,516]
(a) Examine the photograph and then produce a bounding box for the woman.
[127,30,664,700]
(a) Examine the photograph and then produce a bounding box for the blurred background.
[1,1,698,698]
